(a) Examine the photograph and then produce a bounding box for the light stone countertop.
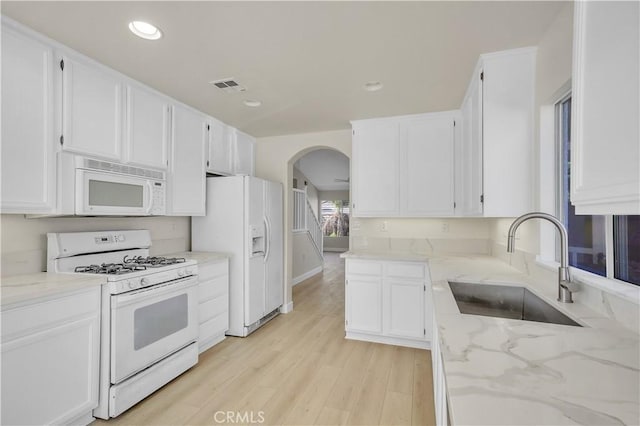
[340,250,429,263]
[0,272,104,310]
[1,251,229,310]
[428,255,640,426]
[162,251,230,266]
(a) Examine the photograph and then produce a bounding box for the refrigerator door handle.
[264,216,271,262]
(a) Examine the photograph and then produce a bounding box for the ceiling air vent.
[209,78,247,93]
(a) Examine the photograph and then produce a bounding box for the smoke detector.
[209,78,247,93]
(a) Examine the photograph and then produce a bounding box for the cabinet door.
[169,104,206,216]
[482,49,535,217]
[125,84,170,170]
[207,119,233,175]
[571,1,640,214]
[384,280,425,339]
[233,129,255,176]
[61,53,123,160]
[402,116,455,216]
[1,24,56,214]
[1,289,100,425]
[352,121,400,216]
[460,74,484,216]
[345,276,382,334]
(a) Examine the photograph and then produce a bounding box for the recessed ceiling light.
[364,81,384,92]
[128,21,162,40]
[244,99,262,107]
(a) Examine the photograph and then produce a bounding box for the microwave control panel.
[150,181,166,215]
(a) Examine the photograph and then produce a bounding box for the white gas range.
[47,230,199,419]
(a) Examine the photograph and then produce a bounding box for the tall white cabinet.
[169,105,207,216]
[351,111,457,217]
[571,1,640,215]
[1,21,57,214]
[458,47,536,217]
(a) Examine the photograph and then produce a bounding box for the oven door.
[76,169,154,216]
[110,276,198,384]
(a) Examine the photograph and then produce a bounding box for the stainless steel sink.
[448,281,582,327]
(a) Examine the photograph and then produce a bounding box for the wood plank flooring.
[95,253,436,425]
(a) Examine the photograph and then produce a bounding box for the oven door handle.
[111,276,198,309]
[145,180,154,215]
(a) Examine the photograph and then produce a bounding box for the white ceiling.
[295,149,350,191]
[2,1,566,137]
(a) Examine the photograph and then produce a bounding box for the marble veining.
[430,256,640,426]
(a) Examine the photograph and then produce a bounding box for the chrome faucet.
[507,212,573,303]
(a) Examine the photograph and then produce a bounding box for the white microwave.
[59,155,166,216]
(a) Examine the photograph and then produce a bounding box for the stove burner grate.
[123,255,186,267]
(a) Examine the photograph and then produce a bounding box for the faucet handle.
[562,281,580,293]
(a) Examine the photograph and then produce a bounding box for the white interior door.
[264,181,284,313]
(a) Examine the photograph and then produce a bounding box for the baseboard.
[345,331,431,350]
[292,265,323,286]
[280,301,294,314]
[323,248,348,253]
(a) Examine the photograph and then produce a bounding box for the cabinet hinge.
[424,328,426,335]
[480,71,484,81]
[454,202,456,209]
[206,160,210,167]
[207,125,210,131]
[424,285,426,291]
[59,135,64,145]
[345,280,348,285]
[352,129,355,136]
[60,59,64,71]
[480,194,484,203]
[345,320,348,326]
[453,120,456,127]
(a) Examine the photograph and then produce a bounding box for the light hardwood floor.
[96,253,436,425]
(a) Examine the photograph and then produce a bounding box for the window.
[556,94,639,285]
[321,200,349,237]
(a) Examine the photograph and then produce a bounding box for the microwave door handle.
[145,181,154,214]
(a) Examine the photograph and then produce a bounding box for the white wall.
[1,214,190,276]
[292,232,323,283]
[490,2,574,257]
[255,129,351,307]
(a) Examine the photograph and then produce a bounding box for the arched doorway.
[283,146,350,312]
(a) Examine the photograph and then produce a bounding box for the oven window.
[133,294,188,350]
[89,179,144,208]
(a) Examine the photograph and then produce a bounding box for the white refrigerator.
[192,176,284,337]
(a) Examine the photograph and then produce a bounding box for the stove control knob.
[178,269,185,277]
[185,268,193,276]
[141,278,150,287]
[128,281,137,290]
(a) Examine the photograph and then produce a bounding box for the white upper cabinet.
[402,114,456,216]
[459,72,483,216]
[233,129,255,176]
[1,20,57,214]
[169,104,206,216]
[571,1,640,214]
[61,52,123,161]
[352,112,456,217]
[206,119,233,175]
[458,47,536,217]
[124,84,170,170]
[351,119,401,216]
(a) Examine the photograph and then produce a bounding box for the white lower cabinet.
[345,259,431,349]
[1,287,101,426]
[197,259,230,353]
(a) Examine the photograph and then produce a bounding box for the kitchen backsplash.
[0,214,190,277]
